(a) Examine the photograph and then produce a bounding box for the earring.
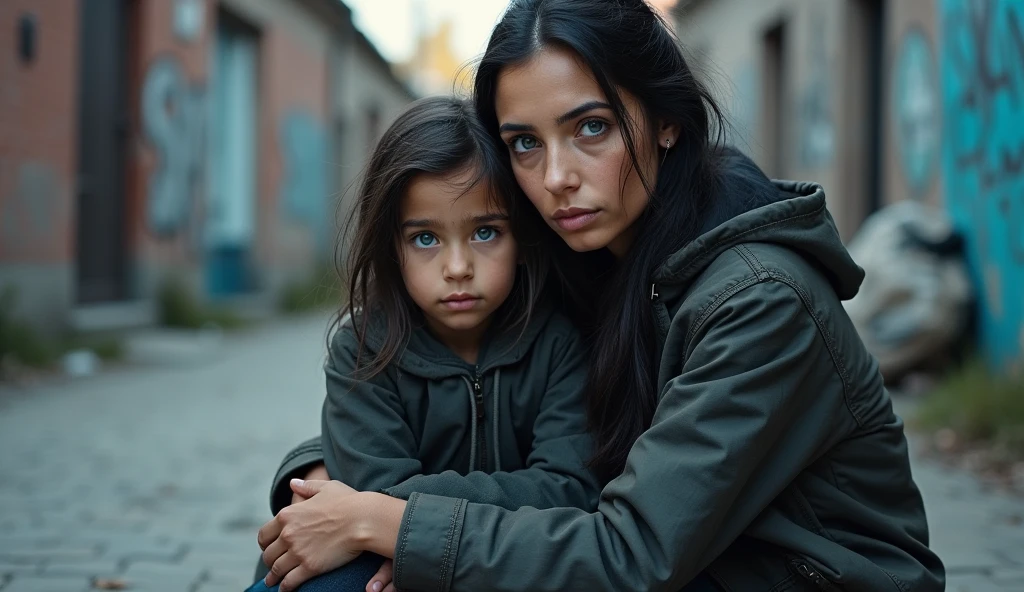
[661,138,672,165]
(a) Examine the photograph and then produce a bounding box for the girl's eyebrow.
[499,100,613,133]
[401,213,507,229]
[401,218,437,229]
[498,122,533,133]
[470,213,510,224]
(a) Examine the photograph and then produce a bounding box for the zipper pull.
[473,379,484,419]
[472,375,486,471]
[650,283,659,301]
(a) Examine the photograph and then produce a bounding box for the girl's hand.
[258,479,363,592]
[365,559,395,592]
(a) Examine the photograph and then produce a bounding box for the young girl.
[251,96,600,592]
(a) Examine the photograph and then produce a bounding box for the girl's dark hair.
[475,0,736,482]
[337,96,547,377]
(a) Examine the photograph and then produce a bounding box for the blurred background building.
[0,0,413,334]
[674,0,1023,372]
[1,0,1021,374]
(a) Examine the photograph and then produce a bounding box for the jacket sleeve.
[269,436,324,516]
[383,329,601,511]
[323,327,601,512]
[392,279,849,592]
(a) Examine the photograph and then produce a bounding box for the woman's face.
[495,45,675,257]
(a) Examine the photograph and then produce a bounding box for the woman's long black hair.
[475,0,744,482]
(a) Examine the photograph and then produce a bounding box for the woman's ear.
[657,120,681,148]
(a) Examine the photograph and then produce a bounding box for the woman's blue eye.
[413,233,438,247]
[511,136,538,153]
[581,120,606,136]
[473,227,498,242]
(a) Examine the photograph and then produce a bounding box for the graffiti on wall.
[142,56,206,238]
[799,7,835,169]
[279,110,329,252]
[941,0,1024,367]
[894,28,941,198]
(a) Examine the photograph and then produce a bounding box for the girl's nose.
[443,245,473,281]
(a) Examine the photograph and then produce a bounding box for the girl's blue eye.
[581,120,606,137]
[473,227,498,242]
[511,136,538,153]
[413,233,438,248]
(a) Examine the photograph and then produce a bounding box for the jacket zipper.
[472,368,486,471]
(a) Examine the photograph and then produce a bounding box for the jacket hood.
[653,154,864,306]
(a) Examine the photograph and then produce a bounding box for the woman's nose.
[543,144,581,195]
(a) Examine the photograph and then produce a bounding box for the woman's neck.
[606,220,640,259]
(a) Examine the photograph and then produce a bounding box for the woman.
[257,1,944,590]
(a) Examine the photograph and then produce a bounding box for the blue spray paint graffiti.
[142,56,206,237]
[894,28,940,198]
[279,110,329,252]
[941,0,1024,368]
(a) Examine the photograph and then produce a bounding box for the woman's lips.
[552,208,600,232]
[441,294,479,311]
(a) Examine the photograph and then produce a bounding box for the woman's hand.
[257,479,364,592]
[291,464,329,505]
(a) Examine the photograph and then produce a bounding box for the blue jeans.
[245,552,385,592]
[246,557,719,592]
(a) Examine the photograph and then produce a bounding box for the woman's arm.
[390,281,852,592]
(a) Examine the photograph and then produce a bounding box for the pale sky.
[344,0,511,64]
[343,0,679,65]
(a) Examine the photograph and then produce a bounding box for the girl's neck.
[424,316,493,365]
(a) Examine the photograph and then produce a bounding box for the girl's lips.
[441,296,480,311]
[554,210,600,231]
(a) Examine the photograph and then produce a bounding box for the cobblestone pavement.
[0,315,331,592]
[1,315,1022,591]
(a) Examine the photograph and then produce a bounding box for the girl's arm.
[324,326,600,511]
[269,440,325,514]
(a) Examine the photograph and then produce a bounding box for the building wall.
[131,0,336,298]
[331,32,415,249]
[0,0,79,328]
[676,0,1024,370]
[0,0,413,331]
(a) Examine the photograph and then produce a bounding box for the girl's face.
[495,45,677,257]
[398,169,518,350]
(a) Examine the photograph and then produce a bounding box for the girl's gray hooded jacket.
[275,305,601,515]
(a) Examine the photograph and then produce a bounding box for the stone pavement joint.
[0,315,1021,591]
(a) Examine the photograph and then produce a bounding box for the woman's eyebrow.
[555,101,612,125]
[498,100,612,133]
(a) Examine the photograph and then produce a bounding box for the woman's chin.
[558,229,611,253]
